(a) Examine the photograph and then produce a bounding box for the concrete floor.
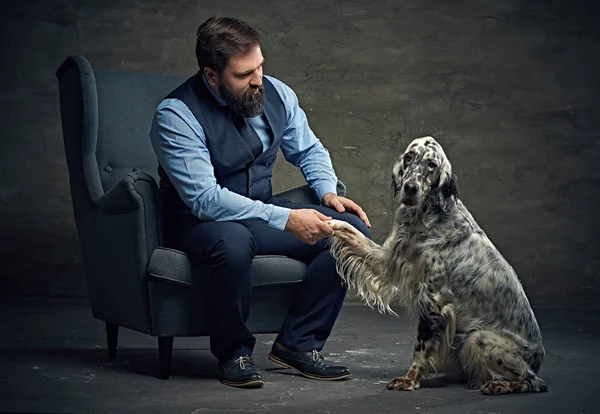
[1,296,598,413]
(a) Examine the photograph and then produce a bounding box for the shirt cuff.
[268,205,292,231]
[312,180,339,204]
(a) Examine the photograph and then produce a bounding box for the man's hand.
[321,193,371,228]
[285,209,334,245]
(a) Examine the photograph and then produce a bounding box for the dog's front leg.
[388,255,456,392]
[387,301,449,391]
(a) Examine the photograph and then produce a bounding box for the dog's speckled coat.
[326,136,547,395]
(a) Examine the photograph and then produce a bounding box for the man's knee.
[208,223,256,269]
[340,213,371,238]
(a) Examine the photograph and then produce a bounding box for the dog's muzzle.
[400,180,421,206]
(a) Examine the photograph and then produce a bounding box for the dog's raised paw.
[387,376,419,391]
[325,219,350,231]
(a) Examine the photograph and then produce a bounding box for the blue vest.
[158,74,286,208]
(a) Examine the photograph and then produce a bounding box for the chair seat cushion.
[147,247,307,289]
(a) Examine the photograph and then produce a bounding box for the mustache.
[246,85,264,95]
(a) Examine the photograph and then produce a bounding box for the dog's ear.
[436,165,459,210]
[442,173,459,199]
[392,173,399,198]
[391,159,404,199]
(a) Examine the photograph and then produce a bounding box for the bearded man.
[150,16,371,388]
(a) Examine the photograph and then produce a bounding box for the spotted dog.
[326,136,547,396]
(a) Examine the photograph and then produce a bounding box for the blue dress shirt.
[150,74,339,231]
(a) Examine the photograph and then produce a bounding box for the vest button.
[104,165,112,173]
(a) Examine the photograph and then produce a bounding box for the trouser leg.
[239,201,371,351]
[165,208,257,362]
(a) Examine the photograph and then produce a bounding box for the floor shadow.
[418,372,468,389]
[0,346,220,380]
[263,366,309,378]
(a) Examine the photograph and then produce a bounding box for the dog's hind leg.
[460,330,548,395]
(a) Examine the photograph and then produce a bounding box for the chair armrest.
[84,170,162,334]
[95,171,157,213]
[94,169,163,255]
[336,180,347,197]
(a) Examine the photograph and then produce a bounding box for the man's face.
[208,45,265,117]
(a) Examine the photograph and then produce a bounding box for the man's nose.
[249,71,262,87]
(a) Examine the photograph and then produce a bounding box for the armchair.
[55,55,346,379]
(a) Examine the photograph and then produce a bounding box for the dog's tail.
[441,303,456,349]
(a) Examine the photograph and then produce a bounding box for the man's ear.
[203,67,219,88]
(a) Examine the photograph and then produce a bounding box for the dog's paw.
[387,376,420,391]
[325,219,364,248]
[480,380,515,395]
[325,219,352,231]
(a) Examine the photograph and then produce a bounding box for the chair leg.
[106,322,119,359]
[158,336,174,380]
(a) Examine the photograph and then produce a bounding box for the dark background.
[1,0,599,306]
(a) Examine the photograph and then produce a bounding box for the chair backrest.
[93,68,187,192]
[56,55,188,201]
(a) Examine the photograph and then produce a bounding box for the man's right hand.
[284,209,334,245]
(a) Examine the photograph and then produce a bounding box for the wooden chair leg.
[106,322,119,359]
[158,336,174,379]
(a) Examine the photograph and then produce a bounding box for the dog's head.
[392,136,458,211]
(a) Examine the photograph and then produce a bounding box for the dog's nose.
[404,182,419,195]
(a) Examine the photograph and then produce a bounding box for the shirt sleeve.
[149,98,291,230]
[266,76,339,203]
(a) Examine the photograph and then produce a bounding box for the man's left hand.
[321,193,371,228]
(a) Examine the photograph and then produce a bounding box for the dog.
[326,136,547,395]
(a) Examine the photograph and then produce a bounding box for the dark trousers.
[164,198,371,362]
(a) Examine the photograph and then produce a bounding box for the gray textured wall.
[1,0,598,305]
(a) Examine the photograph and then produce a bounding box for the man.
[150,16,371,388]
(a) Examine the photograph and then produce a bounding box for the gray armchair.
[55,55,346,379]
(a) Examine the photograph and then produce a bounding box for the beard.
[219,81,265,118]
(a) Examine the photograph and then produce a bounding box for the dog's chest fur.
[384,207,458,310]
[384,202,542,345]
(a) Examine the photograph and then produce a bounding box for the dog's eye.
[427,161,437,169]
[404,153,414,162]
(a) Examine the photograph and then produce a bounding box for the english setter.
[326,136,547,395]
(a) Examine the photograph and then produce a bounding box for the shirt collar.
[201,73,228,107]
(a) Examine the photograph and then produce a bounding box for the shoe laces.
[235,356,251,370]
[312,350,323,361]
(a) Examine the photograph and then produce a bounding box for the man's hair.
[195,17,262,74]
